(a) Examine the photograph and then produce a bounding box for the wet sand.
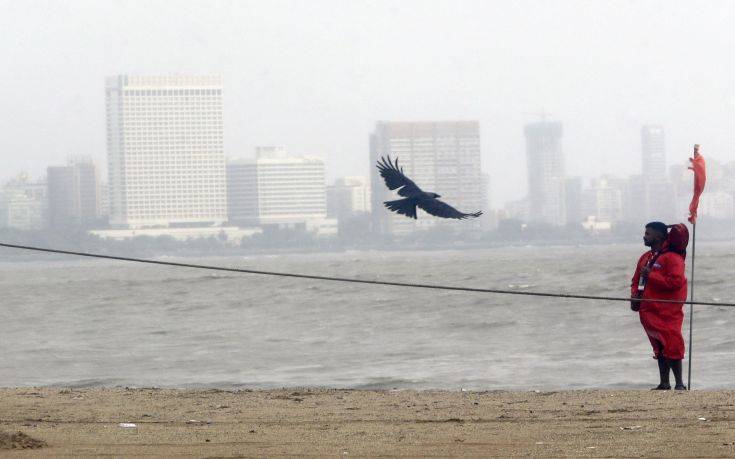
[2,388,735,457]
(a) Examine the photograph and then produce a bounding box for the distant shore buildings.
[4,74,735,239]
[0,173,46,231]
[503,122,729,230]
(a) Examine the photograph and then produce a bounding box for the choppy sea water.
[1,243,734,390]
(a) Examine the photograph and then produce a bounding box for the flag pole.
[686,144,705,391]
[687,222,696,390]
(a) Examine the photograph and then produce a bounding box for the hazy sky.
[1,0,734,207]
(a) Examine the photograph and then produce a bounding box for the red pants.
[639,303,685,360]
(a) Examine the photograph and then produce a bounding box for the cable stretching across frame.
[1,242,733,308]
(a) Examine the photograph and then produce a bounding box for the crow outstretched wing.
[384,198,417,219]
[376,156,422,197]
[417,199,483,220]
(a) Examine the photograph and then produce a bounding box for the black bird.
[376,156,483,220]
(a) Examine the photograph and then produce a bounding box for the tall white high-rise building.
[226,147,327,226]
[105,75,226,228]
[640,125,674,220]
[369,121,483,234]
[641,125,666,180]
[524,121,566,226]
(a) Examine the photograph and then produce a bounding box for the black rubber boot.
[651,357,671,390]
[668,359,686,390]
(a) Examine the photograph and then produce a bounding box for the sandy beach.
[1,388,734,457]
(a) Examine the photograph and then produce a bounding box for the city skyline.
[2,77,724,213]
[4,136,735,235]
[5,113,735,226]
[3,1,735,209]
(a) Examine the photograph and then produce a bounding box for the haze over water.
[2,243,734,390]
[3,1,735,207]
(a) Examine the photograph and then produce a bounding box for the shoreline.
[2,388,735,457]
[8,237,735,263]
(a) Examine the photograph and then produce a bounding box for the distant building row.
[0,158,104,232]
[502,122,734,228]
[4,74,734,237]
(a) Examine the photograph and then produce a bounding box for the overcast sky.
[1,0,733,207]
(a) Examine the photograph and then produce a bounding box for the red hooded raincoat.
[631,247,688,360]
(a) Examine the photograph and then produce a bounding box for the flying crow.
[376,156,483,220]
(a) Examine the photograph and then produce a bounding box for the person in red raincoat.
[631,221,688,390]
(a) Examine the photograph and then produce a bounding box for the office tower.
[589,176,624,223]
[105,75,226,229]
[0,173,45,230]
[369,121,483,234]
[47,166,76,230]
[4,172,46,203]
[227,147,327,226]
[255,150,326,225]
[226,159,259,225]
[640,125,674,220]
[47,158,100,231]
[71,157,100,224]
[327,176,371,220]
[524,121,566,226]
[641,125,666,180]
[99,182,109,220]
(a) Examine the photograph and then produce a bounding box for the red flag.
[687,147,706,224]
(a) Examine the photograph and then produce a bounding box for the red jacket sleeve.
[631,253,646,297]
[646,253,686,291]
